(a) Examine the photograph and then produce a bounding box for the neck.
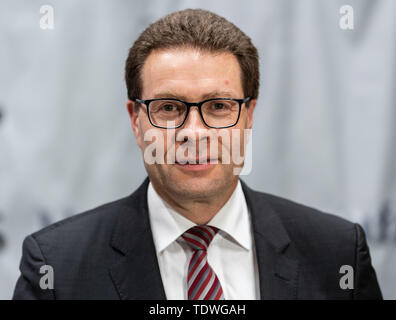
[152,179,239,225]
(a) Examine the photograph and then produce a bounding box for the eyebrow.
[151,90,237,101]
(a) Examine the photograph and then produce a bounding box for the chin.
[168,171,231,199]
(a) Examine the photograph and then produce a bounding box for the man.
[13,9,382,300]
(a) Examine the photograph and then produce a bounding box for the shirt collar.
[147,180,252,254]
[207,180,252,251]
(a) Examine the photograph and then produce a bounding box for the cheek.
[138,116,156,146]
[226,124,248,161]
[232,129,246,153]
[210,129,243,161]
[237,108,249,128]
[139,125,173,165]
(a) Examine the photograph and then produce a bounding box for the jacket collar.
[240,179,299,299]
[109,176,166,299]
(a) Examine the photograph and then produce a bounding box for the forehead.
[140,48,243,100]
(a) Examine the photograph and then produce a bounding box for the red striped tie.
[182,225,225,300]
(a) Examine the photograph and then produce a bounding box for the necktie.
[181,225,225,300]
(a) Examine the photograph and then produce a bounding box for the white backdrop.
[0,0,395,299]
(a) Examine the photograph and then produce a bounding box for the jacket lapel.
[108,176,299,300]
[240,179,300,300]
[109,177,166,300]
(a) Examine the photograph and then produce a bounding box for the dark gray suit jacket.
[13,177,382,299]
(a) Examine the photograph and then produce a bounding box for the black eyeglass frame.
[134,97,251,129]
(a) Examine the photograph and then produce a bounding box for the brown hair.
[125,8,259,108]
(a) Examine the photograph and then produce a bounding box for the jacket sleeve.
[353,224,383,300]
[12,235,55,300]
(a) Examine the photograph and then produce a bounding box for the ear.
[126,100,143,149]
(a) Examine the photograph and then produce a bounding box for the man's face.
[127,48,256,201]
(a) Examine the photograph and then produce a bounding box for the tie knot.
[182,225,219,251]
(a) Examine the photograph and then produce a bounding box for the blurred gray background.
[1,0,395,299]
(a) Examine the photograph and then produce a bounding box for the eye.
[209,101,233,111]
[213,103,225,110]
[162,104,176,111]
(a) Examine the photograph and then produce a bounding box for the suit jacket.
[12,177,382,300]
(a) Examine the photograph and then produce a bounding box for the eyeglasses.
[134,97,251,129]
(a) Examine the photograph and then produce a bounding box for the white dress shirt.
[147,180,260,300]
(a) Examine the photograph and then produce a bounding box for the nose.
[181,106,207,131]
[177,106,210,143]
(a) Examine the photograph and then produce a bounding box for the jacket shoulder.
[248,188,358,252]
[30,195,130,247]
[259,191,355,230]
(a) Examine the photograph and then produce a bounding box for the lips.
[176,158,218,165]
[175,159,217,172]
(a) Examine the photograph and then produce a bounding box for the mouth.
[175,158,218,171]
